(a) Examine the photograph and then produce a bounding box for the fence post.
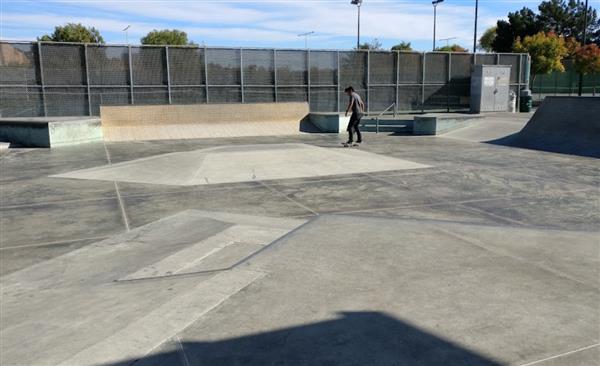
[239,48,245,103]
[337,51,341,113]
[447,52,451,112]
[395,51,400,115]
[37,42,48,117]
[307,49,311,107]
[274,49,278,103]
[128,45,134,104]
[165,46,172,104]
[421,52,426,113]
[204,46,209,103]
[84,44,92,116]
[366,50,370,114]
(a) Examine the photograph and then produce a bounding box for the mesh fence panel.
[0,87,43,117]
[423,85,448,110]
[168,47,205,85]
[41,44,85,85]
[243,49,274,85]
[397,86,421,111]
[369,86,396,111]
[425,53,448,83]
[310,51,337,86]
[398,53,422,84]
[339,51,367,90]
[45,87,88,116]
[499,54,520,84]
[133,87,169,105]
[0,42,532,116]
[87,45,129,85]
[277,87,307,102]
[310,87,337,112]
[171,86,206,104]
[206,48,240,85]
[208,87,241,103]
[276,50,307,86]
[0,43,40,85]
[90,87,130,115]
[244,87,275,103]
[131,47,167,85]
[370,52,396,85]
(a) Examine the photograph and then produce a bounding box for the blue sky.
[0,0,574,51]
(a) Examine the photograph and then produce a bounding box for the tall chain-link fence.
[530,59,598,103]
[0,41,530,117]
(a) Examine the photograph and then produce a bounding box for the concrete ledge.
[309,113,350,133]
[101,102,310,141]
[413,114,484,135]
[0,117,103,148]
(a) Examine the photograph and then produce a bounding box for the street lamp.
[578,0,589,96]
[432,0,444,51]
[473,0,479,53]
[122,25,131,44]
[298,31,315,49]
[351,0,363,49]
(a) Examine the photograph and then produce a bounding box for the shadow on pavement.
[112,311,503,366]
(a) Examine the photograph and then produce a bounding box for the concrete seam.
[257,180,319,216]
[0,235,110,250]
[516,343,600,366]
[455,204,528,227]
[439,227,599,290]
[103,142,131,231]
[175,335,192,366]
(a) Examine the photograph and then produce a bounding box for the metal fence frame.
[0,41,530,117]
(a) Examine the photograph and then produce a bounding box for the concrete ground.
[0,112,598,366]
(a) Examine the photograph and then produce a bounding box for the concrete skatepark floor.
[1,113,598,366]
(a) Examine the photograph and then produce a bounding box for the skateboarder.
[344,86,365,147]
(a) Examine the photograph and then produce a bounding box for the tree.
[391,41,412,51]
[513,32,569,81]
[574,43,600,74]
[537,0,599,44]
[435,44,468,52]
[493,7,542,52]
[38,23,104,43]
[141,29,195,45]
[356,39,383,50]
[479,26,497,52]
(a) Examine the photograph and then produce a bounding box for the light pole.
[351,0,363,49]
[578,0,589,96]
[298,31,315,49]
[432,0,444,51]
[122,25,131,44]
[473,0,479,53]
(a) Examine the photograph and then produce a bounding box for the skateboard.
[341,142,361,148]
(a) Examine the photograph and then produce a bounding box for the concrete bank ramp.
[492,96,600,158]
[101,102,313,142]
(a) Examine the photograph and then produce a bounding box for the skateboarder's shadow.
[112,311,502,366]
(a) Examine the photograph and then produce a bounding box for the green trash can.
[520,89,533,113]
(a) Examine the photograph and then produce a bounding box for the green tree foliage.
[435,44,468,52]
[493,8,542,52]
[492,1,599,52]
[391,41,412,51]
[140,29,195,45]
[513,32,569,80]
[38,23,104,43]
[574,43,600,74]
[538,0,599,43]
[356,39,383,50]
[479,26,497,52]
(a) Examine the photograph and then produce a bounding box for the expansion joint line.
[103,142,130,231]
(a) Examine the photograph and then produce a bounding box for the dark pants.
[347,112,363,143]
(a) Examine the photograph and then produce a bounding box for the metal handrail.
[375,103,396,133]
